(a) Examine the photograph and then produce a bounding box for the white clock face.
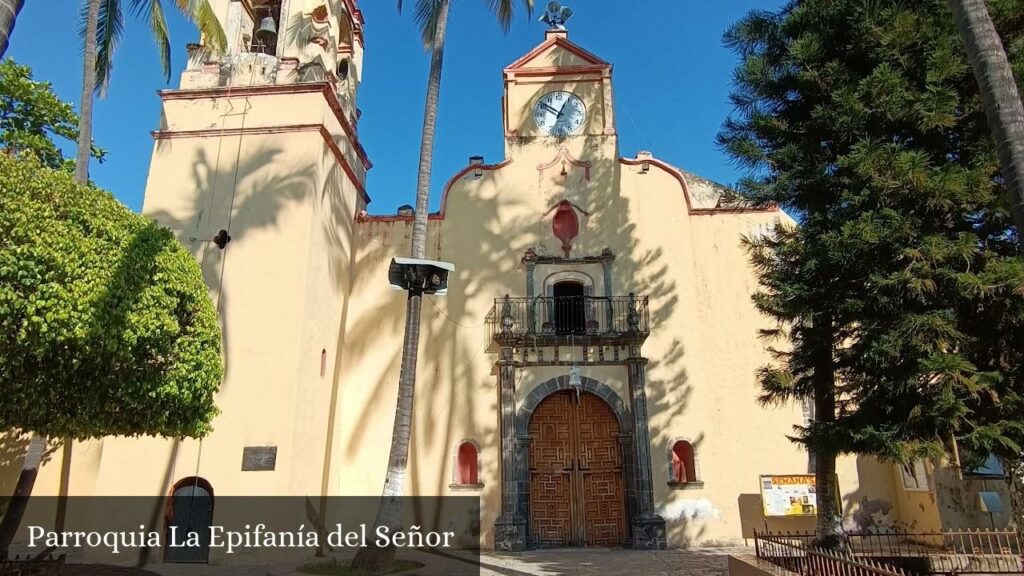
[533,91,586,137]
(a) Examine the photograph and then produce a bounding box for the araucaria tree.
[0,155,223,555]
[720,0,1024,544]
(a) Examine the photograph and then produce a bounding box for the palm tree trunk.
[409,1,450,260]
[74,0,100,185]
[0,435,46,558]
[0,0,25,58]
[350,0,450,573]
[947,0,1024,238]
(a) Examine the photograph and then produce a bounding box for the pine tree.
[720,0,1024,543]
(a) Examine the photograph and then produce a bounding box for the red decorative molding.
[356,212,444,223]
[342,0,365,46]
[619,156,778,216]
[311,5,329,23]
[552,200,580,257]
[505,35,610,73]
[158,82,372,170]
[357,159,513,223]
[537,146,591,182]
[150,123,370,205]
[505,64,611,79]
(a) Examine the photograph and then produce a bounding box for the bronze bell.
[255,16,277,44]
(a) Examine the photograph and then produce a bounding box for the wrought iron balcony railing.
[489,295,650,345]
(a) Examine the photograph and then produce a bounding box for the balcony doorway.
[553,281,586,335]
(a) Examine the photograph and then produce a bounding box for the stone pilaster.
[626,346,667,549]
[601,249,615,328]
[523,250,538,333]
[494,345,526,551]
[600,248,615,296]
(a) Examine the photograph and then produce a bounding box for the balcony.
[489,295,650,347]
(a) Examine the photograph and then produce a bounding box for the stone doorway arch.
[515,376,636,548]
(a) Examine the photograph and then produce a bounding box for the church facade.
[4,0,1013,555]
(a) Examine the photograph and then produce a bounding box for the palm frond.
[400,0,534,48]
[179,0,226,53]
[129,0,172,81]
[488,0,534,33]
[412,0,444,48]
[88,0,123,97]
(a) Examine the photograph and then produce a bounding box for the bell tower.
[136,0,372,497]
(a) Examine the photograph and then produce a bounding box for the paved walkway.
[57,547,748,576]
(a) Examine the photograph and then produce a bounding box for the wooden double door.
[528,390,626,547]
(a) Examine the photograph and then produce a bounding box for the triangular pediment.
[505,35,610,73]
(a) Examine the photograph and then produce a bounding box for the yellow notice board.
[759,474,819,517]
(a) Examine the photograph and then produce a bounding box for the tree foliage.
[90,0,226,94]
[0,154,222,439]
[0,59,105,171]
[720,0,1024,468]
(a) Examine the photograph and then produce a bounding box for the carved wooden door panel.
[529,391,625,547]
[528,391,574,546]
[577,393,626,546]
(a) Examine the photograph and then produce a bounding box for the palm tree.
[946,0,1024,239]
[74,0,226,184]
[0,0,25,58]
[350,0,532,572]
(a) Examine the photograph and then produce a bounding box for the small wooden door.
[528,391,626,547]
[164,481,213,563]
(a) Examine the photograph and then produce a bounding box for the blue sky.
[7,0,784,213]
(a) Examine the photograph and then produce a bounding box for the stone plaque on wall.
[241,446,277,471]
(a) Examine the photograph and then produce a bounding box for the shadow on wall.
[147,140,319,395]
[737,493,816,540]
[0,434,61,499]
[735,455,914,540]
[337,87,687,543]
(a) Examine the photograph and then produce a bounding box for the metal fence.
[0,554,64,576]
[755,531,917,575]
[754,529,1024,575]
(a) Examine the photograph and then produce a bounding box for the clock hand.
[541,102,561,116]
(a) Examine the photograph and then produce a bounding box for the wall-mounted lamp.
[641,161,650,174]
[469,155,485,179]
[213,229,231,249]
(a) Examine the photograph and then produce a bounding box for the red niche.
[552,201,579,257]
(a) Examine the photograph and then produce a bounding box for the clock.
[533,91,586,137]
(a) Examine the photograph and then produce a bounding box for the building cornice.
[151,123,370,206]
[356,159,513,223]
[619,156,779,215]
[158,82,372,170]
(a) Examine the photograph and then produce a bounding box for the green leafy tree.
[74,0,227,184]
[720,0,1024,544]
[0,154,223,555]
[350,0,533,572]
[0,59,105,171]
